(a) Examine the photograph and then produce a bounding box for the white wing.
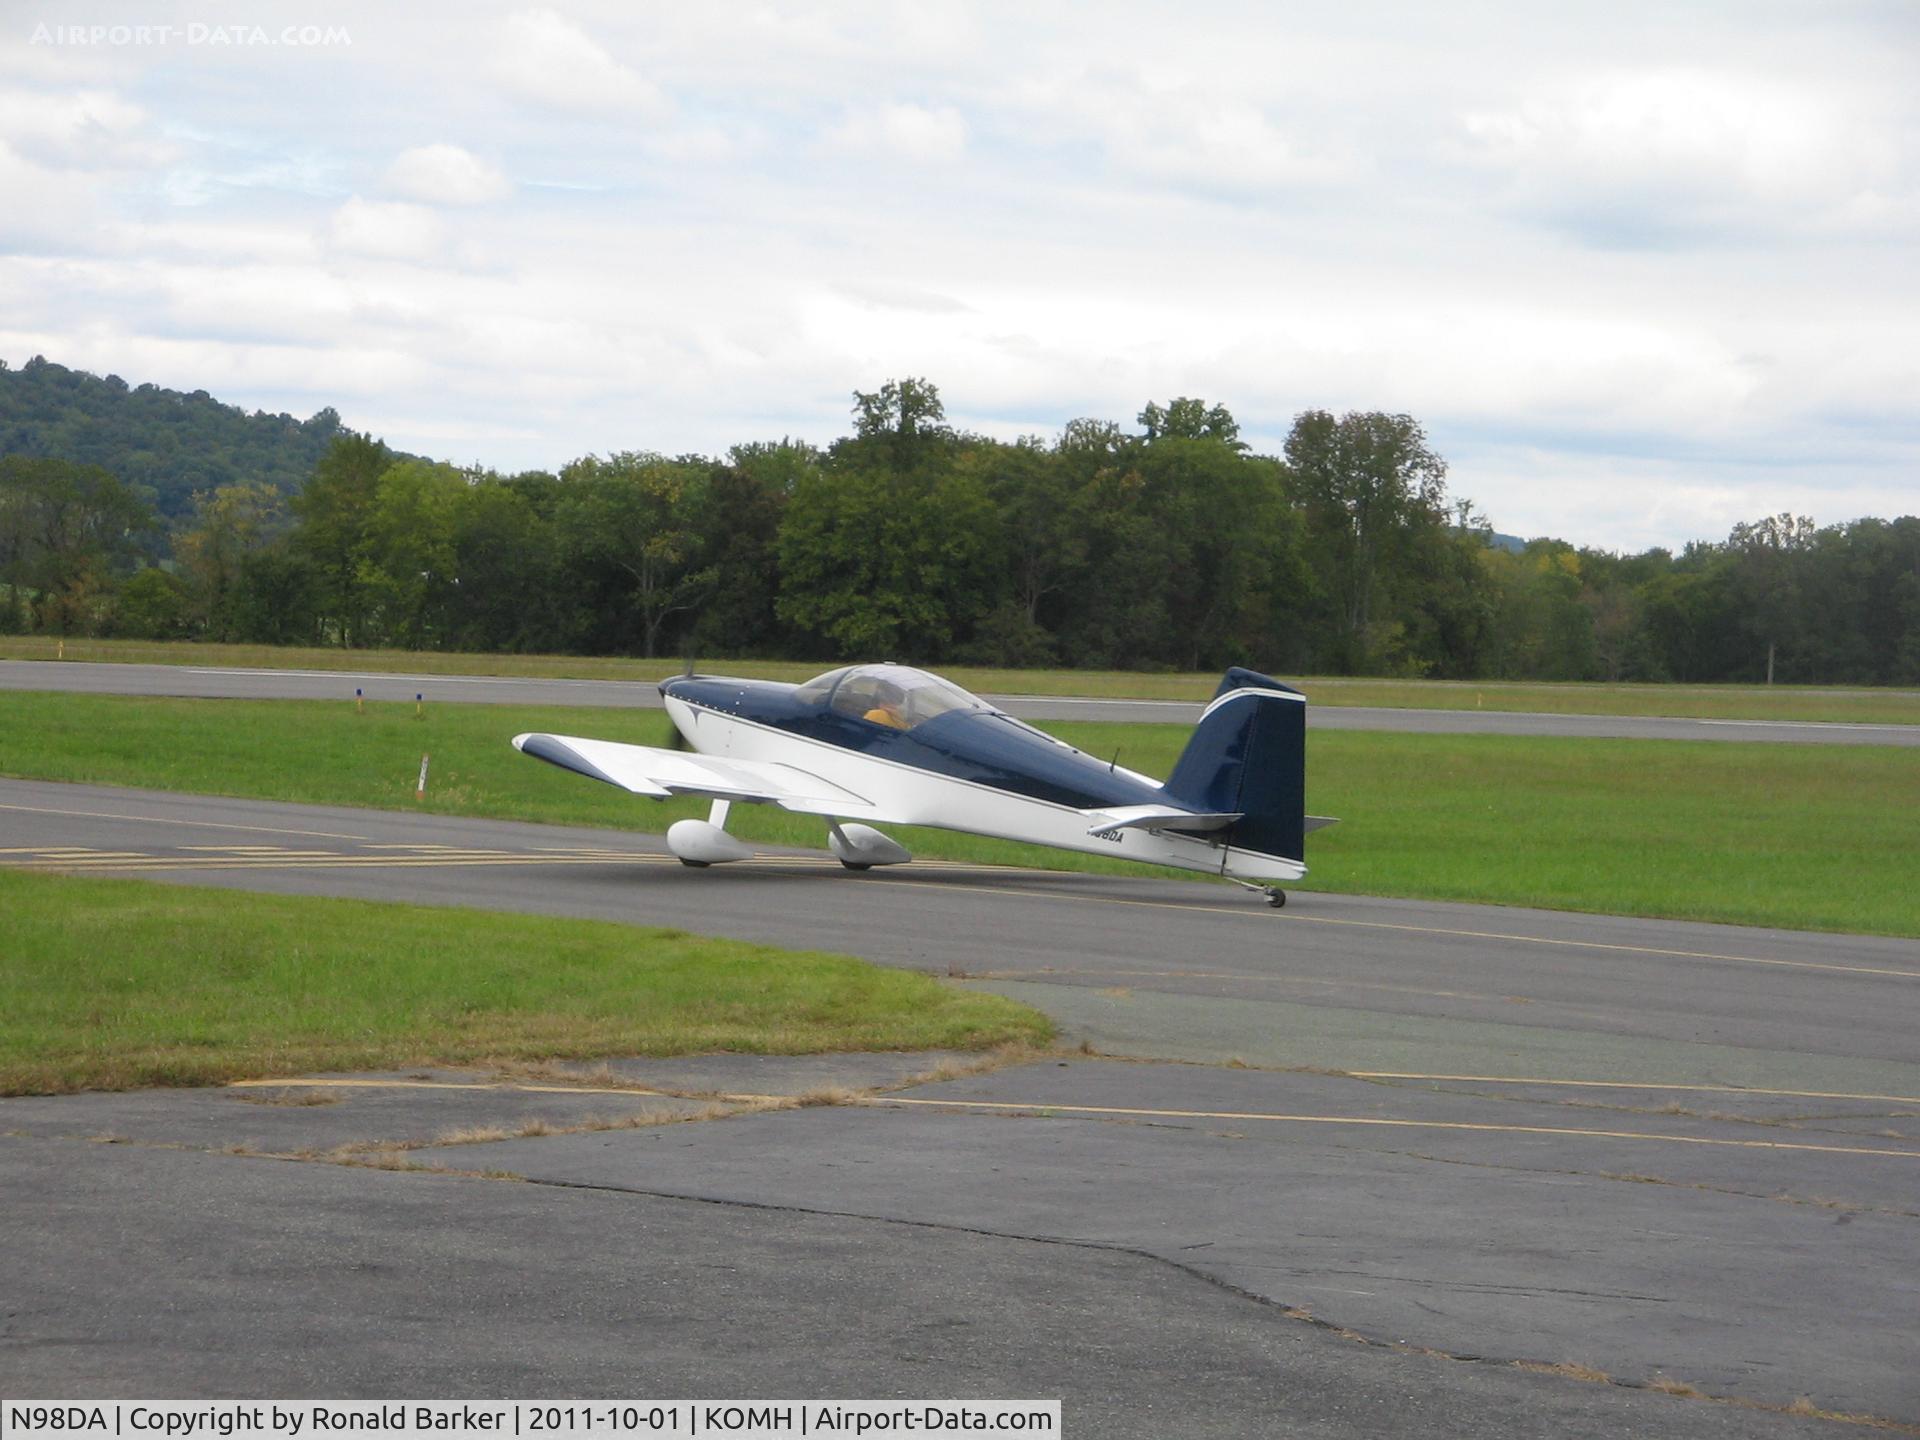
[513,733,877,816]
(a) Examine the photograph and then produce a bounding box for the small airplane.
[513,663,1332,906]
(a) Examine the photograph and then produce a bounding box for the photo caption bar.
[0,1402,1061,1440]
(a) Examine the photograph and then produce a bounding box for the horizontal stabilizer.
[1087,805,1243,838]
[512,733,874,814]
[1305,815,1340,833]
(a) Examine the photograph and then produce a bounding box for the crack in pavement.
[12,1123,1916,1431]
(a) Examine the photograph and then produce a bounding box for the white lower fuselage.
[665,695,1306,884]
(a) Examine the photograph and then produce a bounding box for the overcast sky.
[2,2,1915,550]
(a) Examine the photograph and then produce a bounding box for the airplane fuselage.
[660,677,1306,883]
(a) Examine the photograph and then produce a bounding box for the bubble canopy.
[793,664,994,730]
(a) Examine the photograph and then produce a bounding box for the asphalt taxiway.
[3,777,1917,1429]
[5,659,1916,744]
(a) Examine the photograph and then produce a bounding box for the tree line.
[3,376,1917,684]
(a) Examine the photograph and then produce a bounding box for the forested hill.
[0,356,351,520]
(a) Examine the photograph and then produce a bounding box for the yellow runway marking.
[860,873,1920,981]
[360,848,518,856]
[1347,1073,1920,1105]
[876,1096,1920,1159]
[961,966,1574,1007]
[226,1078,1920,1160]
[5,853,1004,875]
[31,851,153,859]
[228,1077,710,1098]
[0,800,367,840]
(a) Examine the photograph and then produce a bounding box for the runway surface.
[6,658,1917,744]
[3,778,1917,1429]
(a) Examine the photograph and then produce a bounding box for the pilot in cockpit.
[863,679,911,730]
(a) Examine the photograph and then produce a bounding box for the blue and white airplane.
[513,663,1330,906]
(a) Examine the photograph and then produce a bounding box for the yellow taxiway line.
[2,852,990,873]
[228,1077,728,1098]
[873,1095,1920,1158]
[863,872,1920,980]
[1349,1073,1920,1104]
[0,799,367,840]
[226,1077,1920,1160]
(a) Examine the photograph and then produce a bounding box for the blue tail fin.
[1163,667,1307,862]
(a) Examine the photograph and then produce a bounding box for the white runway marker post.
[415,753,430,801]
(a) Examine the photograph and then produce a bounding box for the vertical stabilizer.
[1163,667,1307,862]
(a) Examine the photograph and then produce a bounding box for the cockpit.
[793,664,994,732]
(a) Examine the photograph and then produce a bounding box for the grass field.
[0,867,1049,1095]
[2,689,1915,936]
[5,636,1916,724]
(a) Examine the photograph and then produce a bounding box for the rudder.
[1163,667,1306,862]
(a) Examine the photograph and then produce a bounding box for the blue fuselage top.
[659,665,1165,813]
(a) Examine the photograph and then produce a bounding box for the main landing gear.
[827,821,913,871]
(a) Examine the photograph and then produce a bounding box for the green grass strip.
[1299,729,1920,937]
[0,868,1050,1095]
[1,691,1915,936]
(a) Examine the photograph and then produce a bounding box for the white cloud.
[1462,68,1906,239]
[0,87,172,169]
[383,143,510,205]
[1010,70,1350,192]
[828,103,967,163]
[642,125,753,165]
[492,9,666,114]
[833,280,973,316]
[0,140,99,247]
[326,196,445,260]
[1128,100,1344,190]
